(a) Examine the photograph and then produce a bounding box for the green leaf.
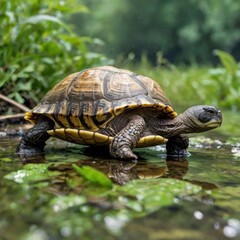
[24,14,63,25]
[17,81,32,91]
[0,73,12,88]
[72,164,113,188]
[13,91,25,104]
[214,50,238,74]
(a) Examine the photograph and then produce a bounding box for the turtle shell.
[25,66,177,133]
[46,128,168,147]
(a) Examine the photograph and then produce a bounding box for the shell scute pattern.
[67,71,103,102]
[102,72,148,101]
[29,66,176,132]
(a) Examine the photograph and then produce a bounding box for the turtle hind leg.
[17,116,54,155]
[166,134,189,156]
[109,115,145,160]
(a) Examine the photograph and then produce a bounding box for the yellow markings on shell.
[163,105,173,113]
[93,132,112,144]
[83,115,99,131]
[169,111,178,118]
[78,129,94,140]
[56,102,71,127]
[48,104,57,114]
[38,104,55,115]
[95,109,109,123]
[24,112,36,124]
[127,103,139,109]
[26,104,51,124]
[136,135,167,148]
[48,129,68,140]
[113,106,126,116]
[48,129,167,148]
[99,108,115,128]
[160,105,178,119]
[69,107,83,128]
[71,115,83,128]
[78,129,112,145]
[48,129,111,146]
[58,114,72,128]
[139,103,153,108]
[155,103,166,110]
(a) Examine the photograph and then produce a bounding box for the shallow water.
[0,110,240,240]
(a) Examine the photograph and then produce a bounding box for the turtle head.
[183,105,222,133]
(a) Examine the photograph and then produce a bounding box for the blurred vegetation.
[0,0,240,113]
[74,0,240,64]
[0,0,109,107]
[124,50,240,111]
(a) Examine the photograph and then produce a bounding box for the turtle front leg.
[17,117,54,155]
[109,115,145,160]
[166,134,189,156]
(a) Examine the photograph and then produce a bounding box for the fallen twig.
[0,93,31,112]
[0,113,26,121]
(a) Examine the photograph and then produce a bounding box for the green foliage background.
[124,50,240,111]
[74,0,240,64]
[0,0,109,106]
[0,0,240,111]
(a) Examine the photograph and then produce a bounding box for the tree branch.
[0,93,31,112]
[0,113,26,121]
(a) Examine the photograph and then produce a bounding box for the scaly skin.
[109,116,190,159]
[166,134,189,156]
[17,117,54,155]
[109,115,145,160]
[109,106,222,159]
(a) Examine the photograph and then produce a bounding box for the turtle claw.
[120,149,138,160]
[109,145,138,160]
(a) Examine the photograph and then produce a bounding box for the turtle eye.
[199,107,217,123]
[203,107,216,115]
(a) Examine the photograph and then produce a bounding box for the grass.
[119,50,240,111]
[124,64,212,109]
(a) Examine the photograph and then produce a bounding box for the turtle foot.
[166,135,189,157]
[17,142,45,155]
[17,143,46,163]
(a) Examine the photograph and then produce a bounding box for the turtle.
[17,66,222,160]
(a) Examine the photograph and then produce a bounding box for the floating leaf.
[72,164,112,188]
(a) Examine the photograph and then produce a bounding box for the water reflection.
[0,134,217,192]
[49,159,168,185]
[2,136,239,239]
[18,147,217,190]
